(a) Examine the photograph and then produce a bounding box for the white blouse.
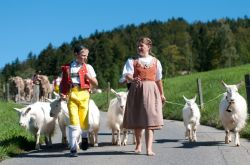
[121,55,163,81]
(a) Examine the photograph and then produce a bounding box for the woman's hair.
[137,37,155,56]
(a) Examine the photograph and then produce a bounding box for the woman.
[122,37,166,156]
[60,45,98,157]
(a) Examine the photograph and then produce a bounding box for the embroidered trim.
[137,57,155,69]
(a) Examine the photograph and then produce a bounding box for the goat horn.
[221,80,227,87]
[110,88,118,95]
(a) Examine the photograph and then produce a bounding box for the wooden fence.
[2,84,41,104]
[194,75,250,114]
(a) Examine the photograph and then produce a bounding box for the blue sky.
[0,0,249,68]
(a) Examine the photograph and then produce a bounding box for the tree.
[36,43,56,75]
[235,27,250,64]
[92,37,115,88]
[217,22,239,68]
[163,45,183,76]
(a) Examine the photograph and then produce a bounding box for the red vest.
[60,63,90,95]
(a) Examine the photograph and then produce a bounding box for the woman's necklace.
[138,55,153,69]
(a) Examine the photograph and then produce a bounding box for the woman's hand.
[132,77,141,87]
[161,94,166,103]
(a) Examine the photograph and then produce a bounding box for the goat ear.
[221,80,227,87]
[193,95,197,102]
[53,91,59,97]
[236,81,243,89]
[183,95,188,102]
[24,107,31,115]
[14,108,22,113]
[46,98,53,103]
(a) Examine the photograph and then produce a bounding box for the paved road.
[2,112,250,165]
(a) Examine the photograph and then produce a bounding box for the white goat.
[107,89,128,146]
[49,98,100,147]
[49,98,69,146]
[182,95,200,142]
[14,102,57,150]
[88,99,100,146]
[219,81,248,146]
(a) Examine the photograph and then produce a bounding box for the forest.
[1,16,250,90]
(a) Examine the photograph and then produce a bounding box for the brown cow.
[24,78,34,102]
[33,75,52,101]
[8,76,25,102]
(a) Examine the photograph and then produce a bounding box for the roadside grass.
[0,101,35,161]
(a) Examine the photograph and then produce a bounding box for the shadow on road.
[77,151,140,156]
[14,142,141,158]
[16,150,140,158]
[155,139,180,143]
[154,138,224,149]
[174,141,224,149]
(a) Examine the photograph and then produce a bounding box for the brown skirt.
[123,81,164,129]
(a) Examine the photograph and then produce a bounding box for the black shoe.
[70,150,78,157]
[81,138,89,150]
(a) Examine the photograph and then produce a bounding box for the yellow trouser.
[68,87,90,130]
[54,85,60,94]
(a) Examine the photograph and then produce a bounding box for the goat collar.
[226,102,233,112]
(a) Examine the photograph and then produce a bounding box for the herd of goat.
[13,80,248,151]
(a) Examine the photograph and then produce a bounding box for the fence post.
[17,85,20,103]
[107,82,110,109]
[33,84,40,102]
[244,74,250,114]
[2,84,6,100]
[197,78,204,110]
[6,83,10,102]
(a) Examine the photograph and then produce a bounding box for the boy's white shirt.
[70,60,96,84]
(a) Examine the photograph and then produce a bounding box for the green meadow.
[1,64,250,161]
[162,64,250,133]
[0,101,35,161]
